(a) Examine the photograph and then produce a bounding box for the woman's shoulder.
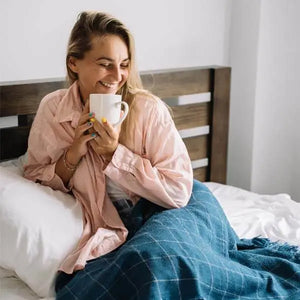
[38,88,68,115]
[130,91,172,123]
[131,91,160,106]
[40,88,68,107]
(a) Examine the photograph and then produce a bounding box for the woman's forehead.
[89,35,129,56]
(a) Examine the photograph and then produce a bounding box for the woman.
[24,10,193,283]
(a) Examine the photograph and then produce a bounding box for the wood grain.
[0,81,67,117]
[193,167,207,182]
[209,67,231,183]
[172,103,210,130]
[142,68,211,98]
[183,135,208,161]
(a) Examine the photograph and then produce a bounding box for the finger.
[102,119,118,139]
[81,132,97,144]
[87,126,95,135]
[89,138,97,146]
[89,138,100,153]
[89,139,96,151]
[75,121,93,138]
[93,119,110,140]
[89,137,104,151]
[78,111,95,126]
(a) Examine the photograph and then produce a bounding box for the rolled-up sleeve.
[24,95,70,193]
[104,98,193,209]
[24,155,69,193]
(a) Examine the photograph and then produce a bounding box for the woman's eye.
[98,62,129,69]
[100,63,111,68]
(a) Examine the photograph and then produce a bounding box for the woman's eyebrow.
[95,57,130,62]
[96,56,113,61]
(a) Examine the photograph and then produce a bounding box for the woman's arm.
[104,98,193,209]
[54,149,80,186]
[24,93,96,190]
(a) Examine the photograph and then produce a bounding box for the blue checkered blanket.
[56,180,300,299]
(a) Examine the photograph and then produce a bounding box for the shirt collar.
[55,81,83,128]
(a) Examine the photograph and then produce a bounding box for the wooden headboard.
[0,66,231,183]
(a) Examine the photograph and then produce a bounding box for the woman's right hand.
[67,101,96,165]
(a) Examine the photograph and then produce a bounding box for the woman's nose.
[111,66,122,82]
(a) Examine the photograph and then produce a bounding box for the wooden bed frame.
[0,66,231,183]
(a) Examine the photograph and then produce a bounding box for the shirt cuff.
[41,162,70,193]
[104,144,137,175]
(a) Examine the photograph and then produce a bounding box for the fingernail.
[102,117,107,124]
[89,112,94,117]
[90,118,96,123]
[91,133,97,137]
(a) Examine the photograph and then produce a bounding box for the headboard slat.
[0,81,68,117]
[193,167,207,182]
[141,68,211,98]
[172,103,210,130]
[183,135,208,161]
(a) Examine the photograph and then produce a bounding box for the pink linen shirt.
[24,81,193,274]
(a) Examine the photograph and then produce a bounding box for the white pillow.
[0,162,83,297]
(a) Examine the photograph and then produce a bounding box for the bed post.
[209,67,231,184]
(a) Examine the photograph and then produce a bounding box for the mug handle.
[114,101,129,126]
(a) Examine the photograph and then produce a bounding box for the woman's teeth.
[100,81,116,88]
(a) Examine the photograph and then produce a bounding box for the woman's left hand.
[89,118,121,162]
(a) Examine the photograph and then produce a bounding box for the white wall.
[228,0,300,202]
[227,0,261,190]
[0,0,231,82]
[251,0,300,200]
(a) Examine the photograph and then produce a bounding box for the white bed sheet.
[204,182,300,247]
[0,267,53,300]
[0,160,299,300]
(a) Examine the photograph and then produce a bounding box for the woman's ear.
[68,56,79,73]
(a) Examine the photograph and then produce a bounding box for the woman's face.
[69,34,130,101]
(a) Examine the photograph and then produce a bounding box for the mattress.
[0,159,299,300]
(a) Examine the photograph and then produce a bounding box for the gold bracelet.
[63,150,79,172]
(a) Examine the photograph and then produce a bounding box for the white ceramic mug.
[89,94,129,126]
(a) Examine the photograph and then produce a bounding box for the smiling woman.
[22,10,194,293]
